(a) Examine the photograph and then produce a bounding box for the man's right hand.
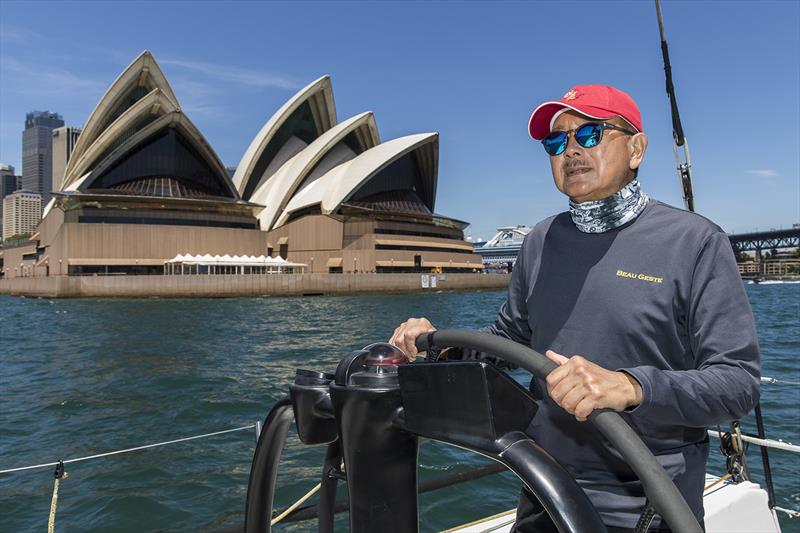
[389,317,437,360]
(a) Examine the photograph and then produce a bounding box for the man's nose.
[564,134,584,157]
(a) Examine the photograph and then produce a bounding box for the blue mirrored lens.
[575,123,603,148]
[542,132,567,155]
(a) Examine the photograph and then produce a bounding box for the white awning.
[165,253,306,268]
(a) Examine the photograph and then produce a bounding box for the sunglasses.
[542,122,638,156]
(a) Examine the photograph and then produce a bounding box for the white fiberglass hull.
[445,474,781,533]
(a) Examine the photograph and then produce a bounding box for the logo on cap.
[529,84,642,140]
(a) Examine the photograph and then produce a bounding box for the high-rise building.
[1,164,22,238]
[52,126,82,192]
[22,111,64,210]
[0,164,19,196]
[3,190,42,240]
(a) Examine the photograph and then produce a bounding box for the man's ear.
[629,133,648,170]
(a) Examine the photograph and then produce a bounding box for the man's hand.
[389,317,436,360]
[544,350,643,421]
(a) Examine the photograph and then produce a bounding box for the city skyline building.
[51,126,82,193]
[1,164,20,196]
[1,164,22,238]
[3,190,42,240]
[22,111,64,211]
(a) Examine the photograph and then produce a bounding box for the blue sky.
[1,1,797,239]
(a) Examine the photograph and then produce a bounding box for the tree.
[0,233,32,245]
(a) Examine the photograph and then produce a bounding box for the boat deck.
[445,474,782,533]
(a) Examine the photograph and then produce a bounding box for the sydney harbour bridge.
[728,227,800,255]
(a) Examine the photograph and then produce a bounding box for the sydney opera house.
[1,51,482,279]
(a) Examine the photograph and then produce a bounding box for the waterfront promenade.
[0,273,510,298]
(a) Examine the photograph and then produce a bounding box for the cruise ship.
[473,225,531,269]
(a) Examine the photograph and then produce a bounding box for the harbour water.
[1,284,798,532]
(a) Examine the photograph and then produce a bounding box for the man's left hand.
[544,350,643,422]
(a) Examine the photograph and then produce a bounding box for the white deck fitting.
[445,474,781,533]
[702,474,782,533]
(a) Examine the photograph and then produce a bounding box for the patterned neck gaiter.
[569,179,649,234]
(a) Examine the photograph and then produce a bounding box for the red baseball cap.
[528,85,642,140]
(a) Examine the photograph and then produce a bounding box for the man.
[390,85,760,532]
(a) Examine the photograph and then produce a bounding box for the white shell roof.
[251,111,380,230]
[54,51,240,201]
[55,61,448,232]
[64,51,178,180]
[64,88,178,188]
[78,110,238,199]
[277,133,438,227]
[41,198,56,220]
[65,173,90,192]
[233,75,336,199]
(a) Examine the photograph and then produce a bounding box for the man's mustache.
[562,160,591,172]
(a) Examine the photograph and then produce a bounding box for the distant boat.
[474,225,531,267]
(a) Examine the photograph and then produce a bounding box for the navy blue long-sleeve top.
[484,199,761,528]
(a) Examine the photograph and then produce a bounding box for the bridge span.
[728,227,799,253]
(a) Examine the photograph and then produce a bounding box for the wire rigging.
[655,0,695,212]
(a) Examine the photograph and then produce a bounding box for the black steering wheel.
[415,330,702,533]
[242,330,702,533]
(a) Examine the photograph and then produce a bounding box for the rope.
[272,460,345,526]
[761,376,800,386]
[47,461,67,533]
[774,506,800,519]
[478,517,517,533]
[47,477,60,533]
[271,482,321,526]
[707,430,800,454]
[440,510,516,533]
[0,425,255,475]
[703,472,732,491]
